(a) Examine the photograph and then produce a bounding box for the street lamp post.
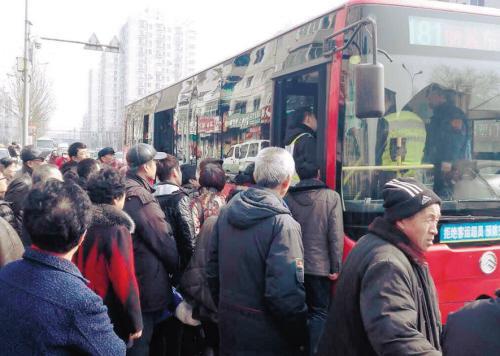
[22,0,30,147]
[19,0,119,147]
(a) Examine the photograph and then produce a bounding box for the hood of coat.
[284,123,316,146]
[91,204,135,233]
[286,179,327,207]
[154,182,181,196]
[226,186,291,229]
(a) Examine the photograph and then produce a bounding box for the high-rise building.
[84,8,197,150]
[97,37,121,149]
[81,69,100,148]
[119,9,197,104]
[0,87,19,146]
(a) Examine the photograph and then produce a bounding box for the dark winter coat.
[443,290,500,356]
[0,248,126,355]
[284,123,317,168]
[207,186,308,355]
[318,217,442,356]
[179,215,218,323]
[0,216,24,268]
[4,172,31,239]
[74,204,142,341]
[155,182,196,272]
[285,179,344,276]
[423,102,467,164]
[124,172,179,312]
[0,200,15,227]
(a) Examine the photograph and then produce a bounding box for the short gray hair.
[32,164,63,185]
[254,147,295,188]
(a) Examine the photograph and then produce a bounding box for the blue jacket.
[0,248,126,355]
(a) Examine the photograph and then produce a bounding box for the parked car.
[223,139,269,174]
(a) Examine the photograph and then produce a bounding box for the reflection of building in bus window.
[423,84,468,198]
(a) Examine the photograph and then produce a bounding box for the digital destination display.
[409,16,500,52]
[440,221,500,244]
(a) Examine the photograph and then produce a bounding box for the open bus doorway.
[153,109,175,155]
[272,65,328,180]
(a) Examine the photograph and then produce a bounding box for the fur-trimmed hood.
[91,204,135,233]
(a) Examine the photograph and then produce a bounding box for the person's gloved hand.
[175,300,201,326]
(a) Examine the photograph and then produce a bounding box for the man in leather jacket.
[155,154,196,274]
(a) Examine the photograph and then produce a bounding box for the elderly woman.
[190,163,227,236]
[74,168,142,345]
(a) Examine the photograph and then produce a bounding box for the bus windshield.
[341,5,500,219]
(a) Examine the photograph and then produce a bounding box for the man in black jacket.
[155,154,196,274]
[124,143,179,356]
[286,160,343,355]
[318,178,443,356]
[443,289,500,356]
[284,107,318,184]
[207,147,308,355]
[4,147,46,238]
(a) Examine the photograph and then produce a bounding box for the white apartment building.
[84,8,196,150]
[119,9,197,105]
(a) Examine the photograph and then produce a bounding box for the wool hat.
[126,143,167,169]
[383,178,441,222]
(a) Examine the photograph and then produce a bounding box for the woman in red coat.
[75,168,143,345]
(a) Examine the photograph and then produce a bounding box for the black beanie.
[383,178,441,222]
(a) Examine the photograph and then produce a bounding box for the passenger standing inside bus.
[285,159,344,355]
[284,107,318,184]
[423,84,467,198]
[318,178,442,356]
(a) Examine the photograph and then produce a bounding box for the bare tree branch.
[5,62,55,137]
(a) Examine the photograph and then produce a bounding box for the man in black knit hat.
[318,178,443,356]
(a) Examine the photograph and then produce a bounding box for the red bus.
[124,0,500,321]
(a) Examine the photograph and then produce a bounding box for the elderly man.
[207,147,308,355]
[5,147,47,237]
[318,178,443,356]
[123,143,179,355]
[0,180,125,355]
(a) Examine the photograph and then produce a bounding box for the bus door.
[153,109,174,154]
[272,65,328,179]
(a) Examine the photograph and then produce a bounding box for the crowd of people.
[0,137,498,356]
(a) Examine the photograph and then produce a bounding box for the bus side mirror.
[355,63,384,118]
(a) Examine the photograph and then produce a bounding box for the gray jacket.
[285,179,344,276]
[207,186,308,355]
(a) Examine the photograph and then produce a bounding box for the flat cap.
[126,143,167,168]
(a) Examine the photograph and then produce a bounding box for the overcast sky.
[0,0,340,131]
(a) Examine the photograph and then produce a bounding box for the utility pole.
[22,0,30,147]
